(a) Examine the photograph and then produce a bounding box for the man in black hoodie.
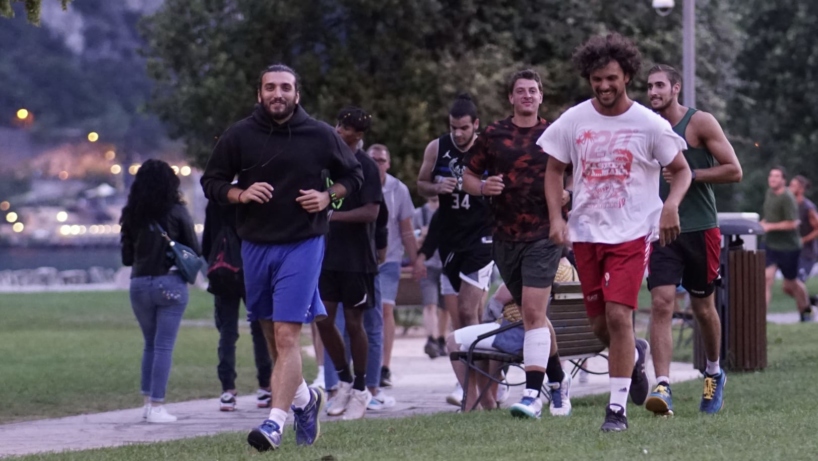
[201,64,363,452]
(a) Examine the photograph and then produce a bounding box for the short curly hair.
[572,33,642,81]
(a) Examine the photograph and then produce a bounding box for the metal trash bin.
[693,217,767,372]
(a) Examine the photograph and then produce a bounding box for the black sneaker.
[600,404,629,432]
[630,338,650,405]
[424,337,440,359]
[380,366,393,388]
[437,337,447,357]
[809,295,818,307]
[801,310,814,322]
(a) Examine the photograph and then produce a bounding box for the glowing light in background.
[16,109,29,120]
[12,222,24,233]
[56,211,68,222]
[180,166,192,176]
[6,212,18,223]
[171,165,180,175]
[128,164,140,175]
[110,165,122,175]
[104,150,116,160]
[0,201,9,211]
[87,132,99,142]
[59,171,69,180]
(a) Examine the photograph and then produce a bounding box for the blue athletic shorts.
[242,237,327,324]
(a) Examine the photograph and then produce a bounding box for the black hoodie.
[201,104,363,244]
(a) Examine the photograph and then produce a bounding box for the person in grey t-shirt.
[789,175,818,320]
[368,144,420,390]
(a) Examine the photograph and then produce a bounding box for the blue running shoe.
[510,389,543,419]
[700,370,726,414]
[292,387,325,446]
[645,383,674,416]
[247,419,282,452]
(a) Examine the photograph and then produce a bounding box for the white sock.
[706,359,721,376]
[657,375,670,386]
[268,408,287,430]
[292,380,311,410]
[634,347,639,363]
[523,327,551,370]
[609,377,631,415]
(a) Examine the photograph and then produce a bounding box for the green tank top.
[659,108,718,233]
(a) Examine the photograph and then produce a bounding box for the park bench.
[450,282,607,412]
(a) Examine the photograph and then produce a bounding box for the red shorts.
[572,236,651,318]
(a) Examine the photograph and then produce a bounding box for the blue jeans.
[130,274,188,402]
[324,272,383,390]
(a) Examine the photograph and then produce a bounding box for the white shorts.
[454,323,501,352]
[440,273,458,296]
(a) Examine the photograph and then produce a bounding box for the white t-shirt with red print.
[537,100,687,245]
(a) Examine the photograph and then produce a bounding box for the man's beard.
[265,98,296,121]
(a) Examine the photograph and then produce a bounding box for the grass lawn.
[12,322,818,461]
[0,290,316,424]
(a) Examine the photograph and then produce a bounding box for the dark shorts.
[766,248,801,281]
[647,228,722,298]
[798,253,816,282]
[493,238,561,306]
[439,240,494,293]
[319,270,376,309]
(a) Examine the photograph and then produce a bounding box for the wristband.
[480,181,486,196]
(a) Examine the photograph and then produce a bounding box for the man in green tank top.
[645,65,743,417]
[762,166,811,319]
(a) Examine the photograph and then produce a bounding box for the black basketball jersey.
[431,133,493,251]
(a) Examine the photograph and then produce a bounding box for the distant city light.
[16,108,29,120]
[70,225,81,235]
[0,201,9,211]
[180,166,192,176]
[88,132,99,142]
[6,212,18,223]
[754,142,760,147]
[12,222,24,233]
[56,211,68,222]
[194,223,204,233]
[59,171,69,180]
[104,150,116,160]
[113,224,121,233]
[60,225,71,236]
[171,165,180,175]
[110,164,122,175]
[128,164,141,175]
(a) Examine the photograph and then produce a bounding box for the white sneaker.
[146,405,177,423]
[343,389,371,420]
[548,374,573,416]
[219,392,237,411]
[496,375,510,405]
[327,381,353,416]
[256,389,271,408]
[367,390,396,410]
[446,383,464,407]
[509,389,543,419]
[142,404,149,420]
[310,368,326,390]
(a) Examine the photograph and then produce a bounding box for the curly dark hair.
[120,159,182,230]
[572,33,642,81]
[337,106,372,133]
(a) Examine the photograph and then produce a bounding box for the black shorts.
[766,248,801,281]
[319,270,375,309]
[439,240,494,293]
[647,228,721,298]
[493,238,561,306]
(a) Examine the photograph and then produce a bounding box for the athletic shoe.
[630,338,650,405]
[548,374,573,417]
[800,311,813,322]
[600,404,628,432]
[310,374,325,390]
[437,337,447,358]
[256,389,271,408]
[367,389,396,410]
[343,389,371,420]
[424,336,440,359]
[292,387,324,446]
[146,405,177,423]
[509,388,543,419]
[446,383,464,407]
[327,381,352,416]
[700,370,727,414]
[219,392,237,412]
[496,378,511,405]
[380,366,393,388]
[142,404,149,420]
[809,294,818,307]
[645,383,674,416]
[247,419,282,452]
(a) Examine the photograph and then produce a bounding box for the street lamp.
[652,0,696,108]
[16,108,29,120]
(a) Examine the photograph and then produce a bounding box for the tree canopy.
[0,0,72,25]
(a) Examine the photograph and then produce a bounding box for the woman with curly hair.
[540,33,692,432]
[120,159,200,423]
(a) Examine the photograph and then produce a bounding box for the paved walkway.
[0,333,701,459]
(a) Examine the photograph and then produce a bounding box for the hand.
[659,202,681,246]
[561,190,571,206]
[662,167,673,184]
[239,183,274,204]
[549,217,569,246]
[760,220,771,233]
[296,189,330,213]
[481,175,505,196]
[377,248,387,264]
[413,257,427,281]
[436,177,457,195]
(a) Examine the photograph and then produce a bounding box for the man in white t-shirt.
[539,33,692,432]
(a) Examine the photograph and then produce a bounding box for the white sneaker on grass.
[446,383,464,407]
[547,374,573,416]
[146,405,177,423]
[367,390,396,410]
[509,389,543,419]
[219,392,237,412]
[327,381,353,416]
[343,389,371,420]
[256,389,271,408]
